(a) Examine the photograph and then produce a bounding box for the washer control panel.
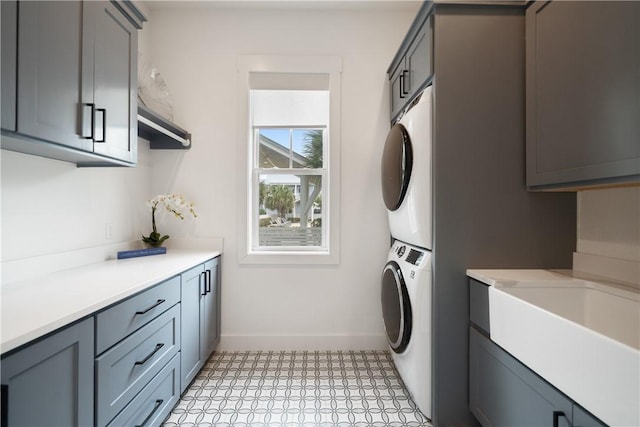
[392,240,430,270]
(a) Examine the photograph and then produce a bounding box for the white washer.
[381,86,433,249]
[381,239,432,419]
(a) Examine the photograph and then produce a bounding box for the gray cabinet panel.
[96,276,180,354]
[573,405,607,427]
[469,327,573,427]
[88,1,138,163]
[180,256,221,392]
[526,1,640,189]
[1,1,17,131]
[0,318,94,427]
[107,353,181,427]
[180,263,205,392]
[203,258,221,357]
[390,64,406,120]
[95,304,180,427]
[16,1,91,152]
[405,16,432,98]
[469,279,490,335]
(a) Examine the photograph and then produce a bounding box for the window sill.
[238,250,339,266]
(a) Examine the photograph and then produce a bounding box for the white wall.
[575,187,640,287]
[0,144,153,282]
[144,3,419,350]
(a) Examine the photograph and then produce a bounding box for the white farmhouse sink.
[483,271,639,427]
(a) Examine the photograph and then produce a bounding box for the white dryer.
[381,239,432,419]
[381,86,432,249]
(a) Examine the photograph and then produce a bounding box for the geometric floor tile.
[162,350,432,427]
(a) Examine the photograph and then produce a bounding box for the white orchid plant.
[142,194,197,247]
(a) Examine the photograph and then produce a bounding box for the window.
[238,56,342,264]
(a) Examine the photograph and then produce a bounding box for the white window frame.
[237,55,342,265]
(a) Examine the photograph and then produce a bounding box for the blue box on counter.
[117,247,167,259]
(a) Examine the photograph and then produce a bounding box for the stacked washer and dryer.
[380,85,433,419]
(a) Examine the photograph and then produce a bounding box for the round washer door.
[381,123,413,211]
[381,261,412,353]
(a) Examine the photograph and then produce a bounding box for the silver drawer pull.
[135,299,165,315]
[134,343,164,366]
[135,399,164,427]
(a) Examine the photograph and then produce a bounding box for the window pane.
[258,129,290,169]
[257,128,324,169]
[258,173,323,248]
[293,128,324,169]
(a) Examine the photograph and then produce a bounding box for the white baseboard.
[218,334,388,352]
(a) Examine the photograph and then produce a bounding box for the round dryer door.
[381,123,413,211]
[381,261,412,353]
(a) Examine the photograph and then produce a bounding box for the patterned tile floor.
[163,350,432,427]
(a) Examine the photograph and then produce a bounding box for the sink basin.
[486,273,639,427]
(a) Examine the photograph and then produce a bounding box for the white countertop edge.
[1,249,221,354]
[467,268,640,298]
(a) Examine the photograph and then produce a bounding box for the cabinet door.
[573,405,607,427]
[526,1,640,189]
[16,1,92,151]
[86,1,138,163]
[390,62,407,121]
[202,257,221,358]
[405,15,432,98]
[469,327,573,427]
[0,318,94,427]
[1,1,17,131]
[180,263,205,392]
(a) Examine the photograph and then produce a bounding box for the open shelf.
[137,104,191,149]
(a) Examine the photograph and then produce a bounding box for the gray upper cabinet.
[1,1,17,132]
[16,1,92,152]
[0,0,142,167]
[388,14,433,121]
[85,1,138,163]
[1,318,94,427]
[526,1,640,190]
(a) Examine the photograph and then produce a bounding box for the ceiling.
[142,0,422,12]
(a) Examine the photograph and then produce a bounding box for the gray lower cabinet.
[180,257,221,392]
[0,0,142,166]
[526,0,640,190]
[94,275,183,427]
[96,304,181,427]
[469,279,607,427]
[469,327,574,427]
[1,257,220,425]
[107,353,181,427]
[0,318,94,427]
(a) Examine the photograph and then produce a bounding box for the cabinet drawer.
[96,304,180,427]
[469,327,573,426]
[107,353,181,427]
[96,275,180,354]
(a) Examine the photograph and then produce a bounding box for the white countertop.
[1,249,221,354]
